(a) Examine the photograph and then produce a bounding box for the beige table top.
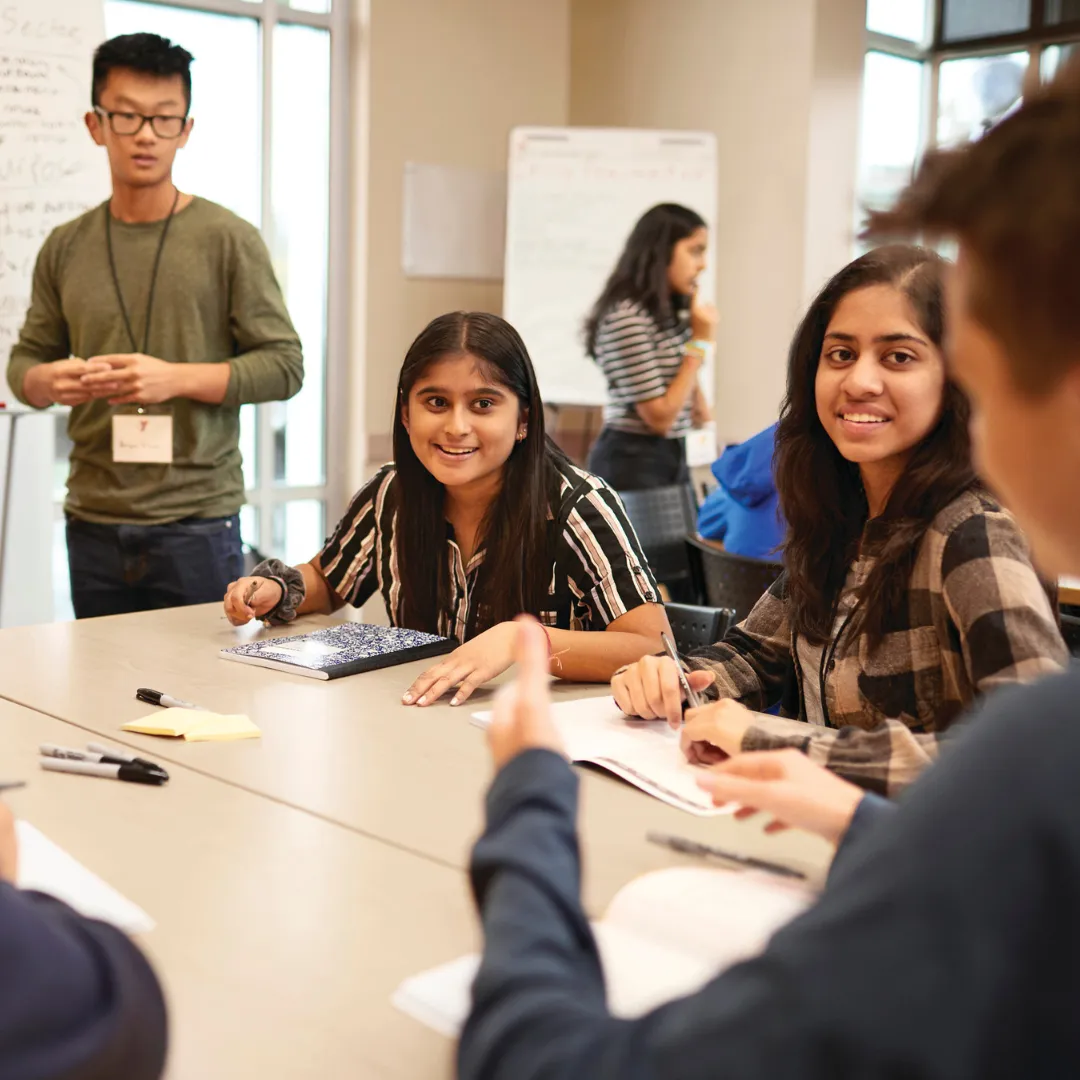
[0,698,475,1080]
[0,606,834,900]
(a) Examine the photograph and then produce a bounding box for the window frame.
[117,0,351,557]
[862,2,1080,221]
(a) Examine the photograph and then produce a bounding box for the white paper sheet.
[394,866,814,1036]
[473,696,736,816]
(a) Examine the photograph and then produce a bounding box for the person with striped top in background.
[585,203,716,490]
[222,311,671,706]
[612,245,1067,795]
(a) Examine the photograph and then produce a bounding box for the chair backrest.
[1062,613,1080,658]
[665,602,735,654]
[617,484,699,599]
[685,536,784,626]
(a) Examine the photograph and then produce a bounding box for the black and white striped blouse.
[317,458,661,642]
[593,299,693,438]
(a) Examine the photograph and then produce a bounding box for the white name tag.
[112,414,174,464]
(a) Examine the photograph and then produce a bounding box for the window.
[1042,41,1080,79]
[942,0,1030,43]
[857,53,925,222]
[866,0,930,44]
[937,52,1028,146]
[1044,0,1080,25]
[51,0,346,620]
[856,2,1080,256]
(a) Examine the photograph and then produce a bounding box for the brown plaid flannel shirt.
[687,490,1068,795]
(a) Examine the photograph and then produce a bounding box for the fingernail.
[417,696,426,706]
[450,697,459,707]
[402,693,413,703]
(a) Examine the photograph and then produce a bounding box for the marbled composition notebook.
[220,623,455,680]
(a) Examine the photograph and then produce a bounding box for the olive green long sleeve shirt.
[7,197,303,524]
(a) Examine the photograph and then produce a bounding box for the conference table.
[0,605,834,1078]
[0,698,474,1080]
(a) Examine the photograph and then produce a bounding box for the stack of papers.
[122,708,261,741]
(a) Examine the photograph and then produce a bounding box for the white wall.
[570,0,866,444]
[349,0,571,491]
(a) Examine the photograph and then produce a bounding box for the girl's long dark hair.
[774,245,979,647]
[392,312,567,637]
[584,203,707,356]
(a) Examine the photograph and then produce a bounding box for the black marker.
[40,758,167,786]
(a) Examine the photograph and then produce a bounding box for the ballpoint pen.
[659,630,701,717]
[647,831,807,880]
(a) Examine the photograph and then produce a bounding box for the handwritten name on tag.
[112,414,173,465]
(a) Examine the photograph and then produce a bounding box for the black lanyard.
[104,186,180,354]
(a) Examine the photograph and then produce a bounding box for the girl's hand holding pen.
[611,654,716,728]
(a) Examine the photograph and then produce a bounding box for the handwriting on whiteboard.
[0,0,108,398]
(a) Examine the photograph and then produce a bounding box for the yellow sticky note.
[183,714,261,742]
[122,708,261,742]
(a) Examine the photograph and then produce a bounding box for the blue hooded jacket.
[696,423,784,559]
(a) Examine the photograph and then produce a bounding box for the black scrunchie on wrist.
[250,558,306,624]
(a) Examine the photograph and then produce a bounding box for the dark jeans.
[586,427,689,491]
[66,514,244,619]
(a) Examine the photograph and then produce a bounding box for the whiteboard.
[503,127,718,408]
[0,0,109,407]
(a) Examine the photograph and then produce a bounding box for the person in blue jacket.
[0,800,167,1078]
[458,65,1080,1080]
[696,422,784,558]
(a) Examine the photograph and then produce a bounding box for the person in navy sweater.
[459,64,1080,1080]
[0,801,166,1078]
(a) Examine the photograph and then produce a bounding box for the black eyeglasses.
[93,107,188,139]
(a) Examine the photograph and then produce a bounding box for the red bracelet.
[539,623,554,658]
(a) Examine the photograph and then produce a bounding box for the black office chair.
[617,484,700,602]
[685,536,784,626]
[242,543,269,576]
[665,602,735,654]
[1062,613,1080,658]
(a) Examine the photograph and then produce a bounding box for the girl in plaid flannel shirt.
[613,246,1067,794]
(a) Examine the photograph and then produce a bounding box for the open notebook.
[16,821,154,935]
[473,696,734,816]
[394,865,814,1036]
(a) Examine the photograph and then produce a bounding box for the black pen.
[647,831,807,880]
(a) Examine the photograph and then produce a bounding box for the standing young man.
[459,69,1080,1079]
[7,33,303,618]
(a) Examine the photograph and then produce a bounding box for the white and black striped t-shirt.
[317,459,661,642]
[593,299,693,438]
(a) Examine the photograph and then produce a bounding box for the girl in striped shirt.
[585,203,718,490]
[223,311,670,706]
